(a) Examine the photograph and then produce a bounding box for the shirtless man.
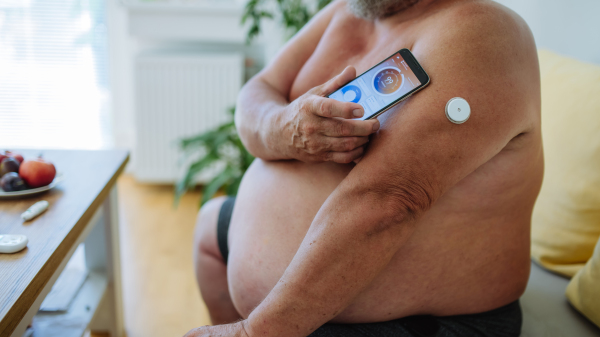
[185,0,543,336]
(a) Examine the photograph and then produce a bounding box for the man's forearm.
[235,77,291,161]
[244,180,419,337]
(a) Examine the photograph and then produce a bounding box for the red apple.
[5,151,24,164]
[19,158,56,188]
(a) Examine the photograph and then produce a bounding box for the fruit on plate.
[6,151,24,164]
[19,158,56,188]
[0,172,27,192]
[0,157,20,177]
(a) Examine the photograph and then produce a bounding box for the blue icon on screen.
[341,85,362,103]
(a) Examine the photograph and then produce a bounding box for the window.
[0,0,111,149]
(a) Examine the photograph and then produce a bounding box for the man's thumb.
[317,66,356,96]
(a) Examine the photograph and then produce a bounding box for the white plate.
[0,173,64,199]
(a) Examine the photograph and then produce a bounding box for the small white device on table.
[22,200,49,221]
[0,234,28,254]
[445,97,471,124]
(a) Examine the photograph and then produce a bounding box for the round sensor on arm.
[445,97,470,124]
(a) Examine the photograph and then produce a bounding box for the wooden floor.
[116,175,211,337]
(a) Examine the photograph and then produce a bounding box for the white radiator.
[134,52,243,182]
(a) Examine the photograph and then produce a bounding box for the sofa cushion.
[521,261,600,336]
[566,237,600,328]
[530,50,600,277]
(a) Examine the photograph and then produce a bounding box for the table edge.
[0,150,130,336]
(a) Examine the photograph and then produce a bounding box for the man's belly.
[227,158,532,323]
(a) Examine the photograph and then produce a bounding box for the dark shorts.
[217,197,522,337]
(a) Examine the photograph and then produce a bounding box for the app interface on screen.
[328,52,421,120]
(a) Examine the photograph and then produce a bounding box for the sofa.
[521,262,600,336]
[519,50,600,336]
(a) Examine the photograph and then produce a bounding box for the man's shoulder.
[415,0,538,78]
[399,1,541,147]
[426,0,533,49]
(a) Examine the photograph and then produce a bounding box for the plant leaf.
[200,168,236,206]
[225,175,243,196]
[174,152,219,206]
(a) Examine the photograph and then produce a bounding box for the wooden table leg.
[86,187,125,337]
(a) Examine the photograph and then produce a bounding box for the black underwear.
[217,196,236,264]
[216,197,522,337]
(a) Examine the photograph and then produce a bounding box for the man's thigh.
[194,196,228,263]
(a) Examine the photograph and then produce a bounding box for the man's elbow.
[363,177,438,232]
[235,81,263,158]
[388,178,437,220]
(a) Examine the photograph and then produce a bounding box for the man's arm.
[235,1,379,162]
[235,0,332,160]
[243,6,539,337]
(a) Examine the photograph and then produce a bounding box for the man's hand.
[183,321,250,337]
[279,66,380,163]
[235,2,378,162]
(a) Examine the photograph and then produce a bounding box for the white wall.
[494,0,600,65]
[107,0,136,153]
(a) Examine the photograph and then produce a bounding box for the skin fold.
[185,0,543,336]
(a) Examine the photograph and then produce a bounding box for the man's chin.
[347,0,421,21]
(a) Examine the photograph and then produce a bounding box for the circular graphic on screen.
[372,67,404,96]
[341,85,362,103]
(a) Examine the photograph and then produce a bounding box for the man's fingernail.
[353,109,363,117]
[373,121,380,131]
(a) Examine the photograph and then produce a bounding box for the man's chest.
[289,15,422,101]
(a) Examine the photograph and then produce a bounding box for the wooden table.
[0,150,129,337]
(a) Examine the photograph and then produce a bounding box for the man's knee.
[194,196,228,261]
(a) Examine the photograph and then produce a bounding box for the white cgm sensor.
[445,97,470,124]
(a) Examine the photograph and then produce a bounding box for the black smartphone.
[327,48,430,120]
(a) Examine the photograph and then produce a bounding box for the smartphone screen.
[327,49,429,120]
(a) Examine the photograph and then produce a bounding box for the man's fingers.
[326,136,370,152]
[318,65,357,96]
[321,118,380,137]
[327,146,365,164]
[310,96,363,119]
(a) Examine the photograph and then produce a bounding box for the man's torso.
[227,0,543,323]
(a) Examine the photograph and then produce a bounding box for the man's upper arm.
[341,6,539,218]
[255,0,341,97]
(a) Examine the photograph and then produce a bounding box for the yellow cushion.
[566,237,600,327]
[530,50,600,277]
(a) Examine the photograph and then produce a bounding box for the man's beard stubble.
[347,0,420,21]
